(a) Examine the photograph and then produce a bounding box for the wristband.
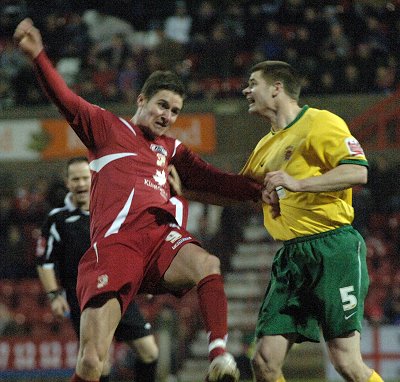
[47,289,63,302]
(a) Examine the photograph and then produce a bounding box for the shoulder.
[84,103,124,127]
[308,107,346,124]
[307,108,349,133]
[48,206,69,218]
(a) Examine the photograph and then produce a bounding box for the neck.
[72,198,89,211]
[76,203,89,211]
[134,122,157,140]
[271,103,302,132]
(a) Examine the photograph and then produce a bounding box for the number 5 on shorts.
[339,286,357,311]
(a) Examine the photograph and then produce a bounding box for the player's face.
[66,162,91,208]
[243,70,276,116]
[135,90,183,136]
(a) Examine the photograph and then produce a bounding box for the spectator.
[0,0,28,38]
[244,4,266,51]
[97,33,133,71]
[362,15,390,57]
[322,22,352,60]
[302,6,327,43]
[354,42,379,89]
[3,224,29,279]
[222,1,246,50]
[0,38,28,82]
[277,0,305,25]
[318,47,344,90]
[117,57,141,104]
[56,56,81,87]
[82,9,136,47]
[41,13,65,61]
[318,71,336,94]
[164,1,192,46]
[60,12,91,59]
[196,22,234,80]
[0,302,28,336]
[190,0,218,46]
[383,284,400,324]
[91,58,119,101]
[373,65,397,94]
[255,20,286,61]
[339,63,366,94]
[260,0,283,21]
[151,25,186,73]
[0,74,14,109]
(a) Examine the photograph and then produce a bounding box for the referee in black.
[36,157,159,382]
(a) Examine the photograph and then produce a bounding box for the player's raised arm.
[13,18,92,143]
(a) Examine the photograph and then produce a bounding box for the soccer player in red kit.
[14,18,262,382]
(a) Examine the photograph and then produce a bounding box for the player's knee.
[331,357,361,381]
[140,348,159,364]
[132,336,159,363]
[203,253,221,275]
[78,351,104,375]
[140,344,159,363]
[251,351,281,382]
[78,340,110,374]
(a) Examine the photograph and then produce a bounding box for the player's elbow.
[349,164,368,186]
[358,166,368,185]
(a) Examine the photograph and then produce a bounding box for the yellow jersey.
[240,105,368,241]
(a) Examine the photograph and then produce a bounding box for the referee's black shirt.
[36,193,90,295]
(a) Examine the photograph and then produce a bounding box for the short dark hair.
[250,61,301,101]
[66,156,89,177]
[140,70,186,100]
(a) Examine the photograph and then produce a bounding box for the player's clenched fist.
[13,18,43,59]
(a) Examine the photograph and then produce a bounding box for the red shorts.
[76,212,199,315]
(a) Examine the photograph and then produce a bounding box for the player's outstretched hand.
[168,165,183,196]
[262,188,281,219]
[13,18,43,59]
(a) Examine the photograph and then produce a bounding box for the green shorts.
[255,226,369,342]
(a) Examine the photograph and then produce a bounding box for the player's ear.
[272,81,282,98]
[137,93,145,107]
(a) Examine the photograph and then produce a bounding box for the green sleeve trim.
[338,159,369,167]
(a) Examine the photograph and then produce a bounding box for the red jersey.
[34,52,261,244]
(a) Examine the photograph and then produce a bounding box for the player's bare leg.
[326,331,383,381]
[162,243,239,382]
[72,298,121,381]
[252,334,295,382]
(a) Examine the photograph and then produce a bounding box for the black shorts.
[68,292,152,342]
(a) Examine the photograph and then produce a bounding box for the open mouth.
[247,98,255,108]
[155,121,167,130]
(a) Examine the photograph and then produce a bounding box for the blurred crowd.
[1,0,400,108]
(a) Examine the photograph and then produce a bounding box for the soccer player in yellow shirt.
[240,61,384,382]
